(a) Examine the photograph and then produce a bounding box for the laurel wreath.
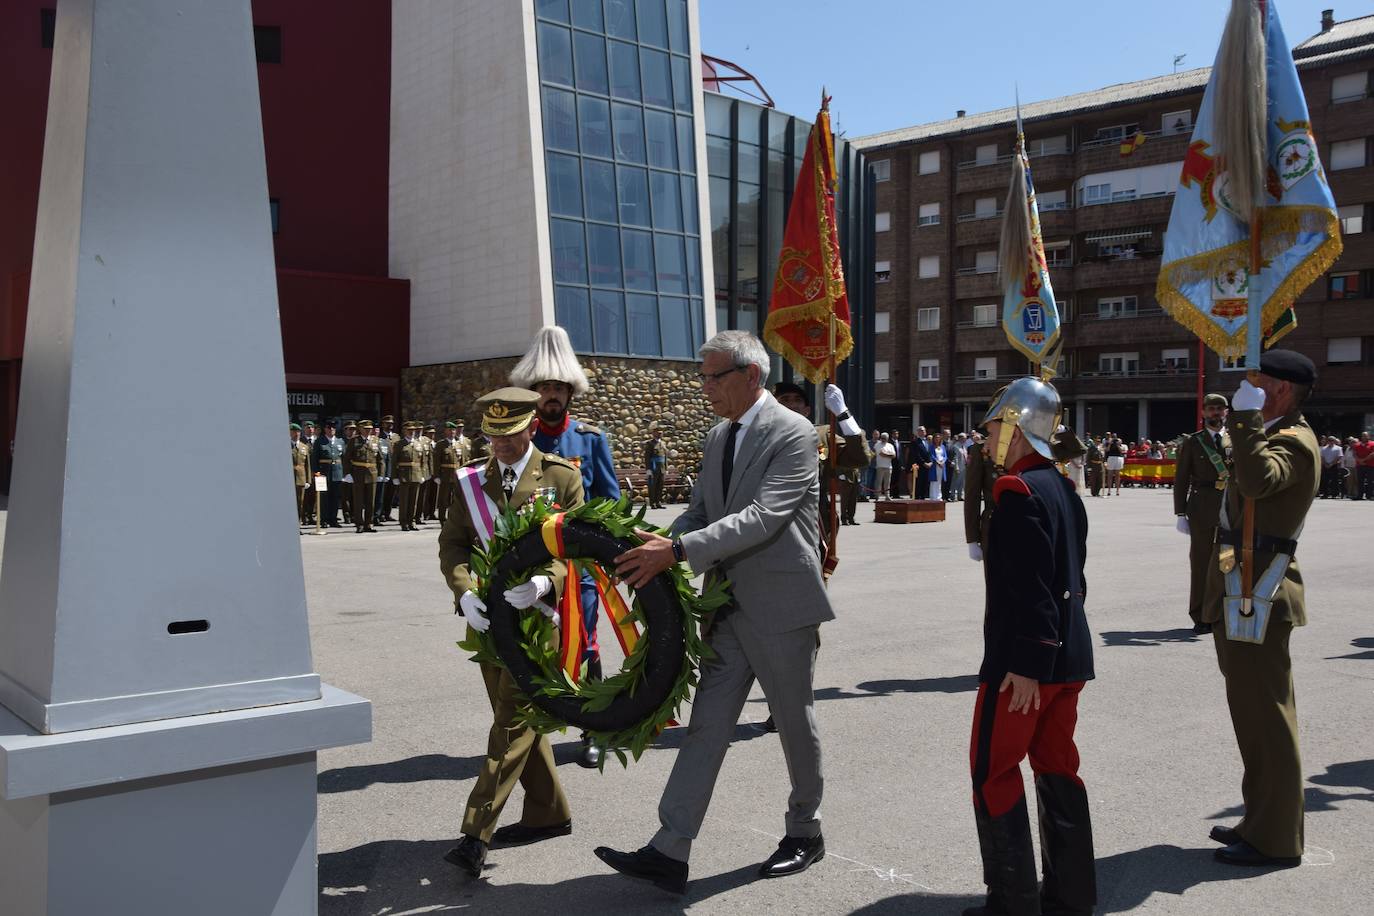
[457,495,729,767]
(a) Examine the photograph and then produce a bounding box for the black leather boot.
[578,657,604,769]
[965,797,1041,916]
[1035,774,1096,916]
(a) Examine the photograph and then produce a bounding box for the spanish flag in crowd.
[998,104,1062,368]
[763,95,853,384]
[1156,0,1342,359]
[1119,130,1148,157]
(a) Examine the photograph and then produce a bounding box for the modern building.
[854,7,1374,441]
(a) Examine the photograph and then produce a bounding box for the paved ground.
[298,488,1373,915]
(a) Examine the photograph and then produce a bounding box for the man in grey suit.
[596,331,833,895]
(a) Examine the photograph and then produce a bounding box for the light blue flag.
[1000,110,1061,369]
[1157,0,1342,359]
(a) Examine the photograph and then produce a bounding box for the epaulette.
[463,457,486,469]
[574,422,602,435]
[992,475,1032,504]
[1276,427,1302,437]
[543,453,578,469]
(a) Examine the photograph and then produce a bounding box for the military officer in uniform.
[346,420,381,533]
[340,420,357,525]
[392,421,427,531]
[968,377,1096,916]
[439,388,584,879]
[964,433,999,562]
[312,419,345,528]
[291,423,310,528]
[1174,393,1232,632]
[421,423,440,522]
[436,420,470,523]
[1084,437,1105,497]
[643,426,668,509]
[1203,351,1319,869]
[510,326,621,769]
[300,421,318,524]
[376,415,400,524]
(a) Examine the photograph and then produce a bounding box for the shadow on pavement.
[847,892,983,914]
[1326,636,1374,660]
[1095,843,1270,912]
[752,675,980,705]
[319,838,759,915]
[1099,628,1202,648]
[1207,758,1374,819]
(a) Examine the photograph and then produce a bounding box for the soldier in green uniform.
[1174,394,1232,632]
[1084,437,1105,497]
[421,423,440,522]
[643,425,667,509]
[1203,350,1319,869]
[346,420,381,533]
[290,423,310,528]
[340,420,357,525]
[439,388,585,880]
[392,421,427,531]
[377,415,401,523]
[436,420,470,523]
[964,434,998,561]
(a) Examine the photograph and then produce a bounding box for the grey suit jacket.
[672,392,834,634]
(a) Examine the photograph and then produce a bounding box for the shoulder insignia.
[992,475,1032,504]
[543,453,577,469]
[574,423,602,435]
[463,457,486,469]
[1276,427,1302,437]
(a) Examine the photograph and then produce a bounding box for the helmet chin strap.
[992,408,1018,471]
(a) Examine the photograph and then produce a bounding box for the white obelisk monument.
[0,2,371,912]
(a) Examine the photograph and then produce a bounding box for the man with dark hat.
[643,425,668,509]
[300,421,318,524]
[375,414,400,524]
[1203,349,1319,869]
[438,387,584,880]
[392,422,427,531]
[421,423,440,522]
[510,326,621,769]
[1174,393,1233,631]
[773,380,870,555]
[340,420,359,525]
[312,419,345,528]
[290,423,310,528]
[967,377,1096,916]
[345,420,381,533]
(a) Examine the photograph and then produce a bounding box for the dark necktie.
[1214,432,1223,452]
[721,422,742,493]
[502,466,517,501]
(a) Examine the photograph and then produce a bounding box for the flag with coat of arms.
[1156,0,1342,359]
[998,104,1062,369]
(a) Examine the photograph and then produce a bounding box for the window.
[1328,336,1362,364]
[1094,124,1139,143]
[40,8,55,49]
[1081,183,1111,206]
[1332,72,1369,104]
[269,198,280,234]
[1029,136,1068,156]
[917,307,940,331]
[875,311,890,333]
[1038,189,1068,211]
[1044,241,1071,268]
[1097,296,1139,319]
[1099,352,1139,374]
[254,25,283,64]
[1339,204,1364,235]
[918,150,940,175]
[918,359,940,381]
[974,356,997,379]
[875,211,891,232]
[974,197,998,218]
[975,143,999,164]
[875,360,891,382]
[918,202,940,226]
[1221,354,1249,370]
[875,260,892,283]
[1059,298,1073,322]
[1329,271,1361,299]
[1162,347,1190,370]
[1330,139,1367,171]
[871,159,891,181]
[1161,110,1193,136]
[973,304,997,327]
[975,250,997,274]
[918,255,940,279]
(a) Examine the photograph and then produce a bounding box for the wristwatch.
[672,539,685,562]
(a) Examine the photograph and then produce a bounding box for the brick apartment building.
[854,8,1374,442]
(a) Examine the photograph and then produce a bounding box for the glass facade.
[704,92,876,420]
[535,0,704,359]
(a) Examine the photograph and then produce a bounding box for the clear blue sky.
[698,0,1370,138]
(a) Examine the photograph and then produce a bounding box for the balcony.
[1077,129,1191,173]
[952,321,1006,353]
[955,209,1004,245]
[1061,366,1196,397]
[955,267,1001,298]
[1073,253,1162,289]
[1070,307,1188,346]
[1074,192,1175,232]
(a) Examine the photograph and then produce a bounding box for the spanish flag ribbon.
[1119,130,1148,158]
[540,514,585,682]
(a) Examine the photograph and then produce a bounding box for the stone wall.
[401,356,717,477]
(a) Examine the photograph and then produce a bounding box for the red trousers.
[970,680,1086,817]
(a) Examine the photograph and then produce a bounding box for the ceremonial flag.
[1119,130,1148,158]
[764,95,852,385]
[1156,0,1342,361]
[999,104,1062,369]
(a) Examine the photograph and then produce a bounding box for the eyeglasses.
[696,365,747,384]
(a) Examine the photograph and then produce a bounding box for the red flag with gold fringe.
[763,95,853,384]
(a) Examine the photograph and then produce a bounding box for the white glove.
[432,476,440,483]
[534,600,561,628]
[967,543,983,562]
[504,575,552,610]
[1233,379,1265,412]
[824,383,848,416]
[343,474,353,483]
[1176,516,1190,535]
[459,590,490,632]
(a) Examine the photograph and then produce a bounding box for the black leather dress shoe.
[761,715,777,733]
[1209,825,1241,845]
[577,735,603,769]
[759,834,825,878]
[442,835,487,878]
[1214,839,1301,868]
[491,819,572,847]
[594,844,688,894]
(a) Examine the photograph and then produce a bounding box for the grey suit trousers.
[651,613,823,862]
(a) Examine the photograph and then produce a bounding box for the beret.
[1259,349,1316,385]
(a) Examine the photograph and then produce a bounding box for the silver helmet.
[981,377,1061,464]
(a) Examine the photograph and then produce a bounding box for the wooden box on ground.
[873,499,946,523]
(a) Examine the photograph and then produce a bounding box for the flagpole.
[822,87,839,579]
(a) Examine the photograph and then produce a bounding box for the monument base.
[0,685,370,916]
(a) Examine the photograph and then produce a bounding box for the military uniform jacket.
[377,431,399,479]
[418,436,434,478]
[1173,427,1231,525]
[817,425,871,484]
[312,436,345,482]
[533,416,621,500]
[345,436,381,483]
[391,437,428,484]
[964,441,998,547]
[980,455,1093,685]
[643,438,666,470]
[437,448,585,603]
[291,439,310,486]
[1202,409,1319,627]
[436,437,470,477]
